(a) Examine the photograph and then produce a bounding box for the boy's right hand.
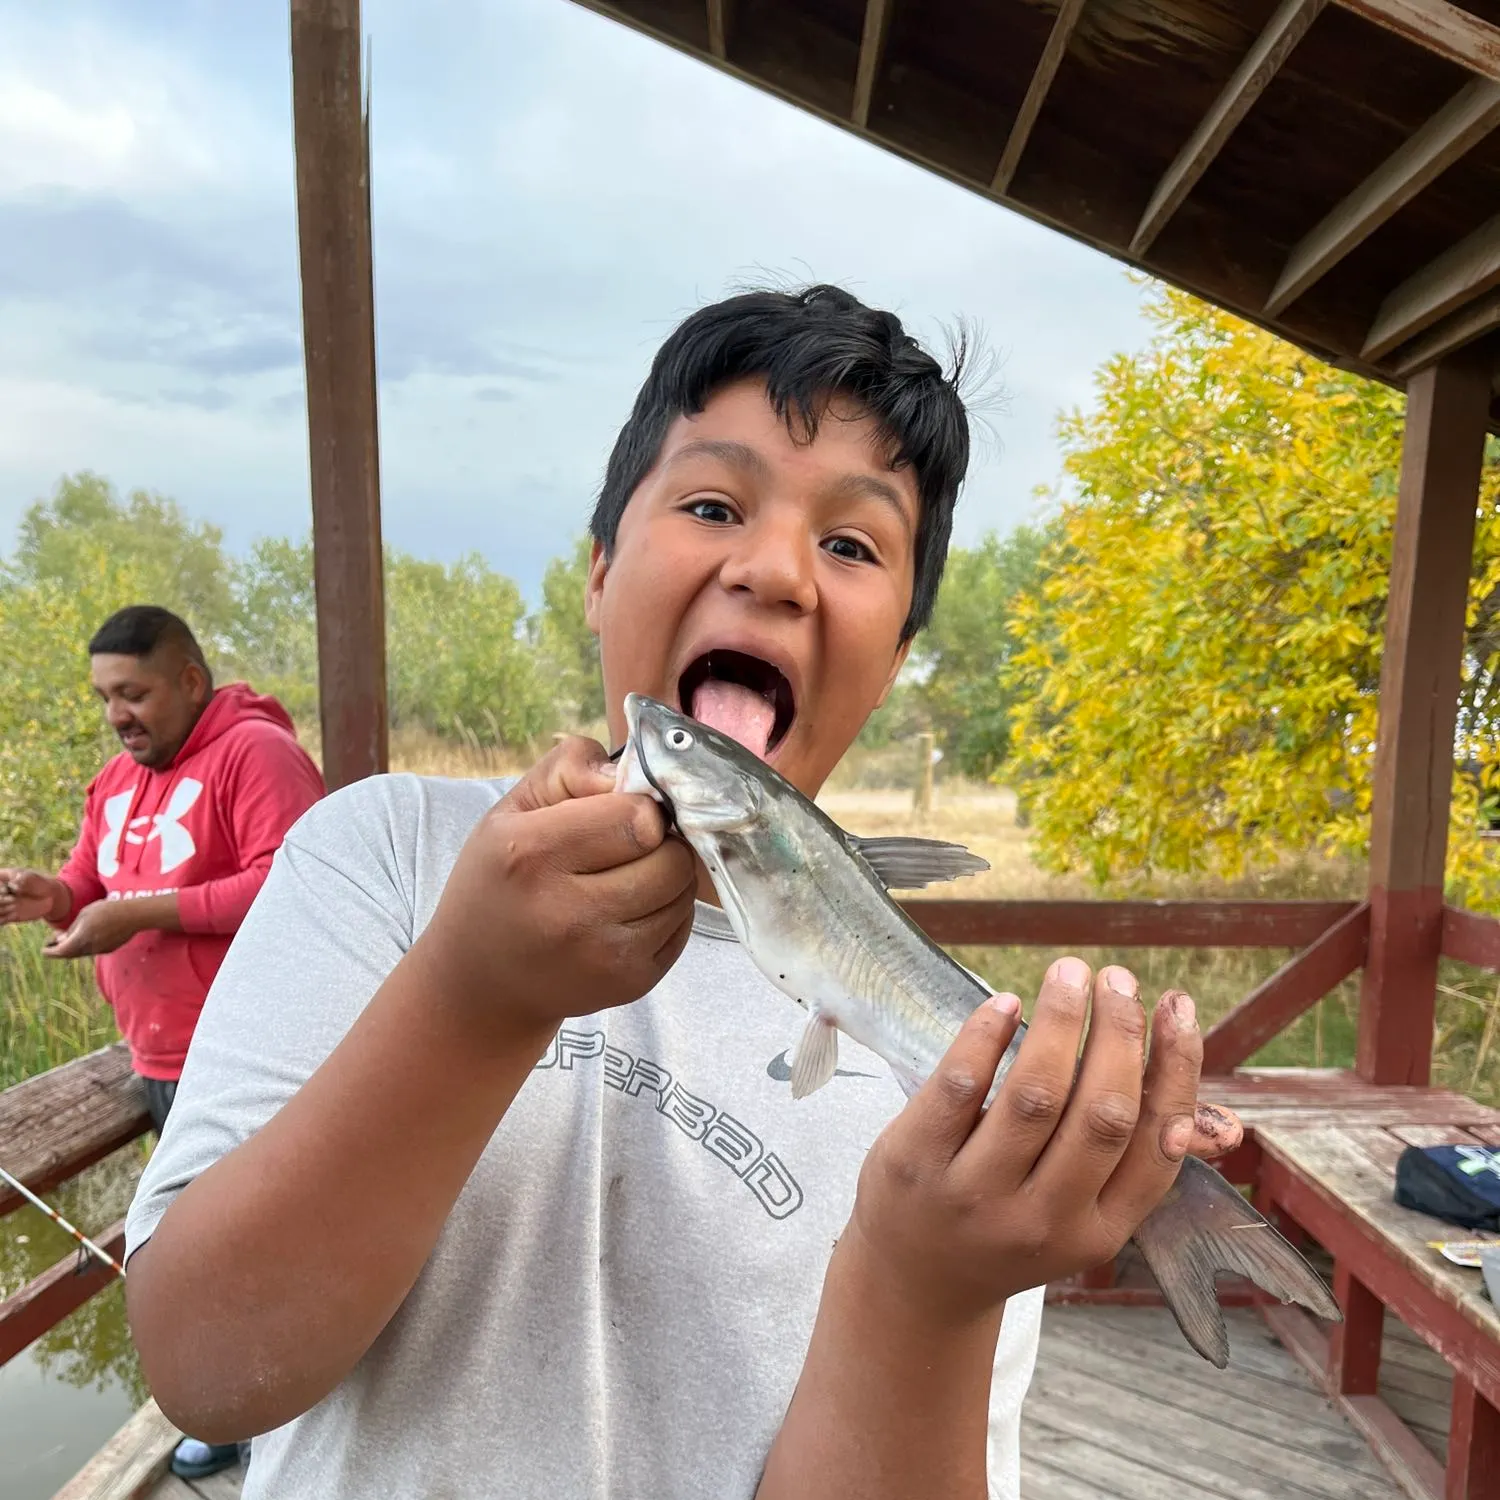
[416,736,697,1044]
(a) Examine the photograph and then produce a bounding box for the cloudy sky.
[0,0,1155,602]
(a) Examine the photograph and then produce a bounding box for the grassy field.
[4,754,1497,1105]
[818,781,1500,1105]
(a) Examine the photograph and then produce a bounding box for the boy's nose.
[719,520,817,613]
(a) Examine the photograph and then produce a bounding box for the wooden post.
[913,731,935,820]
[1357,352,1491,1085]
[1326,1264,1382,1396]
[291,0,388,789]
[1447,1374,1500,1500]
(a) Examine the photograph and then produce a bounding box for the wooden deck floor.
[125,1304,1437,1500]
[152,1470,245,1500]
[1021,1306,1421,1500]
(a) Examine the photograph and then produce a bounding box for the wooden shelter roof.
[571,0,1500,419]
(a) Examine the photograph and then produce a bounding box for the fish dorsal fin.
[848,834,990,890]
[790,1012,839,1099]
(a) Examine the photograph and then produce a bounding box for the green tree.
[1004,287,1500,904]
[530,536,604,730]
[11,472,237,649]
[226,537,320,725]
[385,550,550,747]
[0,574,120,865]
[913,525,1054,779]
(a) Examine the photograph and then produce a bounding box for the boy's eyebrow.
[665,439,914,536]
[662,438,773,479]
[824,472,914,537]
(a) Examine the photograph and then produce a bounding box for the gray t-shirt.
[127,773,1044,1499]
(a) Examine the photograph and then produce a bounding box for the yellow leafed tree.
[1006,287,1500,907]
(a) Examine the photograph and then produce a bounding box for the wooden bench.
[1252,1110,1500,1500]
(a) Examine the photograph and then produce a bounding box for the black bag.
[1394,1145,1500,1232]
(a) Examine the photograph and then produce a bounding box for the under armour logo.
[96,779,204,877]
[766,1050,877,1084]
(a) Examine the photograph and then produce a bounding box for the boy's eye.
[824,535,874,563]
[686,499,736,525]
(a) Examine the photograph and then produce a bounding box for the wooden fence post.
[913,732,936,819]
[1357,352,1492,1085]
[291,0,389,790]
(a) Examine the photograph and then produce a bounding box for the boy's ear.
[874,638,912,708]
[583,539,608,638]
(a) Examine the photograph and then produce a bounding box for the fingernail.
[1163,1115,1194,1160]
[1170,991,1197,1028]
[1053,956,1089,988]
[987,992,1021,1019]
[1195,1103,1239,1150]
[1103,966,1138,999]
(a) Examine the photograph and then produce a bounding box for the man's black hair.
[89,605,210,679]
[590,284,969,638]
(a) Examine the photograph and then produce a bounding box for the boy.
[125,286,1236,1498]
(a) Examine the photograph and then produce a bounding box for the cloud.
[0,0,1153,601]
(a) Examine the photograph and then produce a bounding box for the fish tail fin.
[1132,1154,1343,1368]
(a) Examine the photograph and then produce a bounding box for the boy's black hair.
[89,605,211,680]
[590,284,969,638]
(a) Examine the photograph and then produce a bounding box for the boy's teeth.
[690,679,776,758]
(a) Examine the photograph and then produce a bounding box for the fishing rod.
[0,1164,127,1279]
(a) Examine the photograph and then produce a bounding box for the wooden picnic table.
[1251,1101,1500,1500]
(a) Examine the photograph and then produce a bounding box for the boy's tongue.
[689,679,775,758]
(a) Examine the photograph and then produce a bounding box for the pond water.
[1,1146,150,1500]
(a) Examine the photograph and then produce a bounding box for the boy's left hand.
[845,958,1229,1326]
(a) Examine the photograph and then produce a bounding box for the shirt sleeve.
[125,774,427,1262]
[174,731,328,935]
[986,1284,1045,1499]
[52,779,107,926]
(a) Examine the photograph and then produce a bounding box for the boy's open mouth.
[677,650,795,760]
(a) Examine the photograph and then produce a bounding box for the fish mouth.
[676,649,796,760]
[618,695,681,831]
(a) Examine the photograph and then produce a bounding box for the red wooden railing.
[0,1046,150,1367]
[4,896,1498,1373]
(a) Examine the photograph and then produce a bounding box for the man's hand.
[847,958,1213,1324]
[0,869,70,926]
[414,735,698,1048]
[44,898,144,958]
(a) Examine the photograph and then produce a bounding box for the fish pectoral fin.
[848,835,990,890]
[789,1012,840,1099]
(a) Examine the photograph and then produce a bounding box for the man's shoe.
[170,1437,242,1479]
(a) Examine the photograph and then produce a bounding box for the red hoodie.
[55,683,326,1080]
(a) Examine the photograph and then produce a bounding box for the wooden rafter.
[1333,0,1500,87]
[990,0,1086,194]
[1391,286,1500,375]
[1267,79,1500,316]
[707,0,729,60]
[1129,0,1326,258]
[1363,212,1500,360]
[851,0,892,130]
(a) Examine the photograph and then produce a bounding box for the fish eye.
[666,727,694,750]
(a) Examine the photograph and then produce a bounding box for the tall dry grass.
[817,780,1500,1107]
[0,927,117,1091]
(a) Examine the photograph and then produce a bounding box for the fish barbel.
[616,693,1341,1368]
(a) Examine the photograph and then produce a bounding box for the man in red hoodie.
[0,604,325,1477]
[1,605,326,1115]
